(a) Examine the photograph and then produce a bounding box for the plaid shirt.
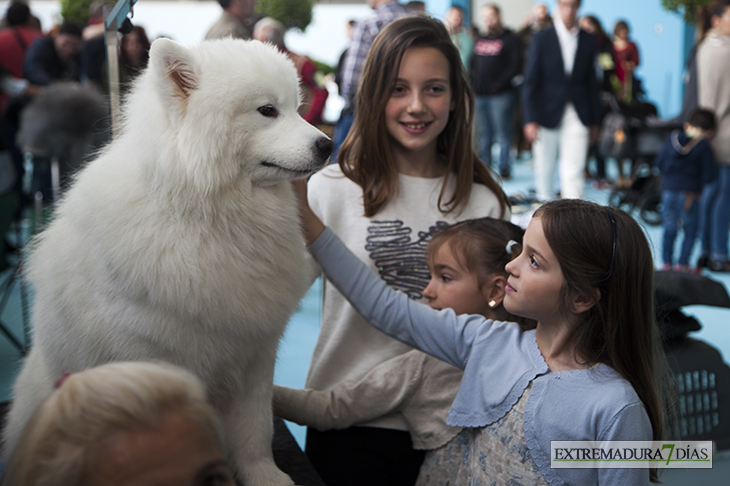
[340,1,410,111]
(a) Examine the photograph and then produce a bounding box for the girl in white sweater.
[302,14,509,485]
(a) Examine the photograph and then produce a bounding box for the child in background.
[295,189,667,485]
[655,108,716,272]
[274,218,532,486]
[303,14,510,485]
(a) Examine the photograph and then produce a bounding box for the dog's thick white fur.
[3,38,332,485]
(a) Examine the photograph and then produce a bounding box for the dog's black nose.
[315,137,335,161]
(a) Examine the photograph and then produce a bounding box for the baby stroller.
[607,161,662,226]
[655,270,730,448]
[599,96,678,226]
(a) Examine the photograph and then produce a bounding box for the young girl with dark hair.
[119,26,151,98]
[296,191,667,485]
[303,13,509,486]
[274,218,530,485]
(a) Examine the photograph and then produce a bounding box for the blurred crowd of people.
[0,0,154,269]
[441,1,647,189]
[0,1,153,189]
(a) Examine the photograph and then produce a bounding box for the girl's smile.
[400,121,433,133]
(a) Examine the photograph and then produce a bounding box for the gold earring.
[489,300,497,308]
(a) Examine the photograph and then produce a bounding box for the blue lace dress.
[416,382,549,486]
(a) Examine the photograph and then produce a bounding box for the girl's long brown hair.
[535,199,668,483]
[338,14,509,218]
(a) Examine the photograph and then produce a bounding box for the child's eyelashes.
[529,255,540,269]
[427,85,447,94]
[390,84,448,96]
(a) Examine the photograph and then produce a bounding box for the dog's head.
[137,38,332,190]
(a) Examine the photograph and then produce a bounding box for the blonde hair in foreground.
[1,361,223,486]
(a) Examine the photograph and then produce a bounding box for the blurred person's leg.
[513,97,529,159]
[592,144,606,181]
[697,180,718,267]
[475,96,493,167]
[492,91,516,178]
[710,166,730,269]
[678,194,700,267]
[557,104,589,200]
[533,125,560,201]
[0,117,25,200]
[661,190,681,267]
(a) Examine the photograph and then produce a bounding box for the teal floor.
[2,155,730,482]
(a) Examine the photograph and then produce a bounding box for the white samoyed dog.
[2,38,333,485]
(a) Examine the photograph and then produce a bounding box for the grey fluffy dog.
[17,81,111,184]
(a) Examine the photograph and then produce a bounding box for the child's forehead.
[428,238,465,266]
[526,215,542,233]
[524,216,549,246]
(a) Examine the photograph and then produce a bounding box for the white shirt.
[554,15,580,76]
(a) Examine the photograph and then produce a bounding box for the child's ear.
[482,275,507,308]
[570,289,601,314]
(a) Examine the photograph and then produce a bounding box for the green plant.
[311,59,335,76]
[661,0,713,22]
[255,0,314,32]
[60,0,95,24]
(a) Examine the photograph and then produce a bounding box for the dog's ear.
[149,38,199,104]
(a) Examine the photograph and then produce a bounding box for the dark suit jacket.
[521,26,601,128]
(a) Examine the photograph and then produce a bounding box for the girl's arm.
[272,352,427,431]
[308,226,488,370]
[597,402,653,485]
[292,180,492,370]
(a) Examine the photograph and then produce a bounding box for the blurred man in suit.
[522,0,600,200]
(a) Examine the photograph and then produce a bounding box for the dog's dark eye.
[257,105,279,118]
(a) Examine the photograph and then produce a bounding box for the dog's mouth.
[261,161,320,175]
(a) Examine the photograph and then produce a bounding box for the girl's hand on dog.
[292,179,325,246]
